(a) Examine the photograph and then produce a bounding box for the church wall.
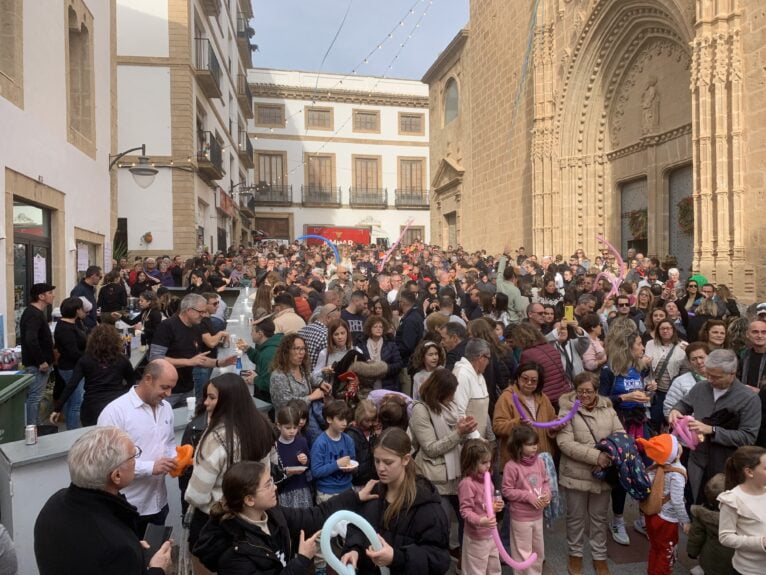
[738,0,766,299]
[466,0,535,255]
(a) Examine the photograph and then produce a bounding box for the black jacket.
[360,336,404,391]
[53,320,87,370]
[71,280,98,331]
[343,478,450,575]
[346,425,377,485]
[20,305,54,367]
[395,307,424,368]
[34,484,164,575]
[55,354,136,425]
[193,489,361,575]
[97,282,128,312]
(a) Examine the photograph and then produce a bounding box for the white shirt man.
[97,359,178,529]
[452,339,492,440]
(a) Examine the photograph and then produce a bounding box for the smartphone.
[564,305,574,323]
[143,524,172,565]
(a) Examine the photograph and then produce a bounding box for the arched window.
[444,78,459,125]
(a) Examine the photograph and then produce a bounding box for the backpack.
[639,463,687,516]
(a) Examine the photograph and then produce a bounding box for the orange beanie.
[636,434,679,465]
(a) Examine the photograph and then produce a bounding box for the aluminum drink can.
[25,425,38,445]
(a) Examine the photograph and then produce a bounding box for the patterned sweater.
[185,426,273,514]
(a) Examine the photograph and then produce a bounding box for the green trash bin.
[0,373,33,444]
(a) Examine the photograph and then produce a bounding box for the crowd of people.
[14,240,766,575]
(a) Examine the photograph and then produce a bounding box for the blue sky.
[250,0,470,80]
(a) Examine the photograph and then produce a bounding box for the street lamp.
[109,144,158,189]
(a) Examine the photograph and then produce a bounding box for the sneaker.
[633,518,647,537]
[611,520,630,545]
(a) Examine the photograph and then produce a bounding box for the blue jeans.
[192,367,213,401]
[57,369,84,430]
[25,366,50,426]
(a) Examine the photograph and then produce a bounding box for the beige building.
[425,0,766,301]
[115,0,256,257]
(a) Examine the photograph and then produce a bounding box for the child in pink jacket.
[502,424,550,575]
[458,439,504,575]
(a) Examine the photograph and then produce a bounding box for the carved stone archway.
[532,0,695,263]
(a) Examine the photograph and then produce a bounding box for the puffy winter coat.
[193,489,361,575]
[520,341,571,408]
[556,391,624,493]
[343,478,451,575]
[686,504,734,575]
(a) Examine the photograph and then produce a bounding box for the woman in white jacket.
[718,446,766,575]
[662,342,709,417]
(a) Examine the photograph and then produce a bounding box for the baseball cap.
[756,303,766,315]
[30,283,56,298]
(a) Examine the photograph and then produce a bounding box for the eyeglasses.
[519,375,539,384]
[617,303,630,308]
[481,354,491,360]
[114,445,142,470]
[687,284,697,288]
[192,308,207,314]
[291,347,306,352]
[575,389,596,396]
[255,477,275,491]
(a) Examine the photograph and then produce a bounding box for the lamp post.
[109,144,158,189]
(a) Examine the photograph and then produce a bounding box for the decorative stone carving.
[641,76,660,134]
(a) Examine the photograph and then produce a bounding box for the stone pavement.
[448,497,697,574]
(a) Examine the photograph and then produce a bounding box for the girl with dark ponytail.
[718,446,766,575]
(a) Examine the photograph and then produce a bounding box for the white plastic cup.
[186,397,196,421]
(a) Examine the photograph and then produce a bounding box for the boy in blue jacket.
[310,400,356,502]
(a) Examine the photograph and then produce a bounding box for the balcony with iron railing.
[193,38,222,99]
[237,73,253,119]
[237,130,254,168]
[349,187,388,209]
[301,185,342,207]
[196,131,224,182]
[236,15,255,64]
[394,188,430,209]
[253,183,293,206]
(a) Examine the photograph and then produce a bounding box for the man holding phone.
[34,427,172,574]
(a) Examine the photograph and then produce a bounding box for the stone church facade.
[424,0,766,301]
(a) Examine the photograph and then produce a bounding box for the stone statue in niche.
[641,76,660,134]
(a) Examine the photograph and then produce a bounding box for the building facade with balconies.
[115,0,256,257]
[248,68,430,246]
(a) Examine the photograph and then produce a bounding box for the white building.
[248,68,431,245]
[0,0,112,346]
[115,0,256,257]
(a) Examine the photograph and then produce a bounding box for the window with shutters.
[66,1,96,157]
[305,106,333,130]
[306,154,335,190]
[254,103,284,127]
[398,158,425,191]
[0,0,23,109]
[353,157,380,191]
[256,152,286,186]
[353,109,380,133]
[398,112,424,135]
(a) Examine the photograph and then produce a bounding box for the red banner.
[305,226,371,245]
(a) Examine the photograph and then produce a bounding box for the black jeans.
[136,503,169,538]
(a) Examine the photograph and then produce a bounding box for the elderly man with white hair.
[668,349,762,503]
[452,338,493,440]
[34,426,172,575]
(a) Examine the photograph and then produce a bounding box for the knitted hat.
[636,434,679,465]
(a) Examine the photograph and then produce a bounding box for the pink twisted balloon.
[593,235,627,298]
[483,472,537,570]
[672,415,701,450]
